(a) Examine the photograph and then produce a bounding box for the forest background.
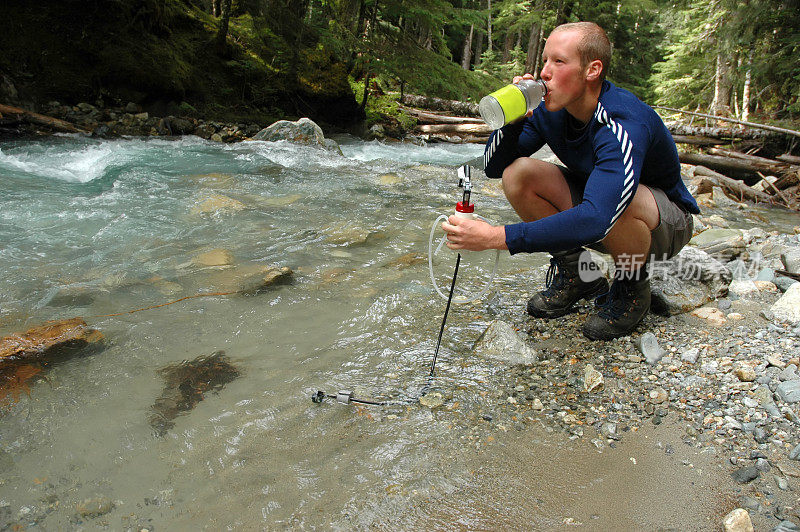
[2,0,799,133]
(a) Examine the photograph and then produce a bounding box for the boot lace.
[596,280,635,320]
[543,257,568,297]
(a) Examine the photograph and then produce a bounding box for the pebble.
[722,508,754,532]
[636,332,666,364]
[734,366,757,382]
[731,466,760,484]
[789,444,800,461]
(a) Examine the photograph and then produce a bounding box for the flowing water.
[0,134,738,529]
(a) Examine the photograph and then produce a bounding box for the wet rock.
[191,194,246,215]
[238,266,293,295]
[384,252,425,270]
[600,422,621,440]
[775,381,800,403]
[419,392,444,409]
[731,465,760,484]
[636,332,666,364]
[251,117,326,146]
[378,173,402,186]
[583,364,604,393]
[192,248,234,267]
[76,497,114,518]
[722,508,754,532]
[0,317,103,363]
[323,138,343,155]
[149,351,241,436]
[771,284,800,325]
[324,221,371,246]
[650,246,732,315]
[472,321,538,365]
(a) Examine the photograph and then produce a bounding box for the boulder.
[771,283,800,325]
[473,320,538,365]
[0,318,103,364]
[251,117,326,146]
[782,248,800,274]
[689,228,746,262]
[650,246,732,315]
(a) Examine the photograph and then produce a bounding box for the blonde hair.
[551,22,611,80]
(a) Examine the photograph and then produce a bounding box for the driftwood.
[757,172,794,209]
[400,94,480,117]
[657,106,800,139]
[0,103,88,133]
[778,154,800,165]
[693,165,774,204]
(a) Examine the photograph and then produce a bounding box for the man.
[441,21,698,340]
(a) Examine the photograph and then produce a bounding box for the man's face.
[539,29,588,113]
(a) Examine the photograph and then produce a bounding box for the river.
[0,134,733,529]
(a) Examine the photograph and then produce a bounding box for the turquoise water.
[0,134,536,528]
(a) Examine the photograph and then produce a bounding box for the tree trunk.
[487,0,493,51]
[525,21,541,74]
[461,24,474,70]
[212,0,220,17]
[360,72,371,113]
[215,0,232,47]
[416,123,493,135]
[742,52,753,123]
[710,52,733,118]
[473,29,484,69]
[502,30,514,61]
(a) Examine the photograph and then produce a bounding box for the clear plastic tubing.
[428,213,500,305]
[478,79,547,130]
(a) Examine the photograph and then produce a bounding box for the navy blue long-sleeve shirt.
[484,80,699,255]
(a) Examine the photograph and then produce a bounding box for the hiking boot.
[527,249,609,318]
[583,273,651,340]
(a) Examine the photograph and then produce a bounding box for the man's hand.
[441,216,508,251]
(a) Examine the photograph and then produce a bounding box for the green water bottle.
[479,79,548,130]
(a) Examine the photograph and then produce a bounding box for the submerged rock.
[190,194,246,215]
[0,317,103,363]
[149,351,241,436]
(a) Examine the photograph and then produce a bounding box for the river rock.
[238,266,293,295]
[324,221,371,245]
[691,306,726,325]
[775,380,800,403]
[419,391,445,409]
[789,444,800,460]
[782,249,800,274]
[775,276,799,293]
[774,521,800,532]
[712,187,745,209]
[689,228,746,262]
[583,364,604,393]
[473,320,538,365]
[649,246,732,315]
[0,317,103,363]
[191,194,246,215]
[731,466,760,484]
[192,248,234,267]
[722,508,754,532]
[76,497,114,518]
[771,284,800,325]
[251,117,326,146]
[734,365,756,382]
[636,332,666,364]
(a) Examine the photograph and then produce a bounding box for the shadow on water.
[148,350,241,437]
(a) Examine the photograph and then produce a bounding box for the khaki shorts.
[560,166,693,262]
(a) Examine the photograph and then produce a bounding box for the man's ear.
[585,59,603,81]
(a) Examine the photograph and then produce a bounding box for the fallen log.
[399,105,484,125]
[671,135,727,146]
[706,147,791,170]
[778,154,800,165]
[678,152,763,180]
[416,123,493,135]
[0,103,88,134]
[692,165,774,204]
[400,94,480,117]
[657,106,800,139]
[757,172,796,210]
[772,170,800,190]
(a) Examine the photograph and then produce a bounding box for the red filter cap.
[456,201,474,213]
